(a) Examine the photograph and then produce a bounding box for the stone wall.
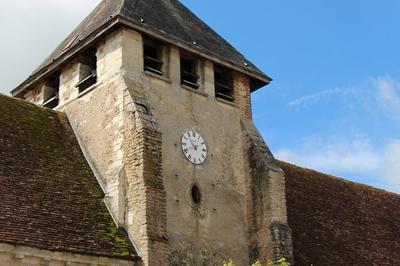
[0,243,138,266]
[57,29,168,265]
[235,73,252,119]
[64,78,126,220]
[129,42,251,265]
[60,27,256,265]
[59,60,81,104]
[20,26,293,266]
[58,30,131,227]
[242,120,293,265]
[123,86,168,266]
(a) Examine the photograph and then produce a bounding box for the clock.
[181,130,208,165]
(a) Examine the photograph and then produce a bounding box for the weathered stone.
[242,120,293,265]
[16,27,293,266]
[0,243,140,266]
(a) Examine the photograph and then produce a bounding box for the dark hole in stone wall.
[191,184,201,204]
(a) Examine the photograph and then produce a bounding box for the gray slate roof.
[14,0,269,95]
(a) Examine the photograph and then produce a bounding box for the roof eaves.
[116,15,272,87]
[12,14,271,96]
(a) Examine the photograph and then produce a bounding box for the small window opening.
[215,65,234,102]
[191,184,202,204]
[181,55,200,89]
[76,48,97,93]
[143,37,164,75]
[42,75,60,109]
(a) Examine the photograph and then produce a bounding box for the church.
[1,0,399,265]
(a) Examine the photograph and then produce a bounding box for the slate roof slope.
[13,0,269,95]
[118,0,266,78]
[0,94,138,260]
[279,161,400,266]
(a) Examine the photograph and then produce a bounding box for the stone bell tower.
[12,0,293,265]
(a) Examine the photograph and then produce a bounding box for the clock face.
[181,130,207,165]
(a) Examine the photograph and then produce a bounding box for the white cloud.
[375,76,400,122]
[276,135,380,172]
[286,85,368,108]
[288,87,346,107]
[276,136,400,193]
[279,76,400,193]
[0,1,101,94]
[288,76,400,125]
[382,140,400,192]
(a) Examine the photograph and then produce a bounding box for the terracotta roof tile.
[279,160,400,265]
[0,94,138,260]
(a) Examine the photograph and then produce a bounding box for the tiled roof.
[12,0,269,95]
[0,94,138,260]
[279,161,400,265]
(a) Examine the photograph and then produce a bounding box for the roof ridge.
[278,160,400,196]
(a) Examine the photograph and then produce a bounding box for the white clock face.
[181,130,207,165]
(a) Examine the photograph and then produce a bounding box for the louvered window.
[144,37,164,75]
[181,56,199,89]
[76,48,97,93]
[214,65,234,102]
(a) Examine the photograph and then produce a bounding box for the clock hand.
[189,138,199,148]
[184,142,195,150]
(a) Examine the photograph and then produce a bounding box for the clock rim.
[181,130,208,165]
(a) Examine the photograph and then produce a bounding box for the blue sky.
[1,1,399,193]
[181,0,400,193]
